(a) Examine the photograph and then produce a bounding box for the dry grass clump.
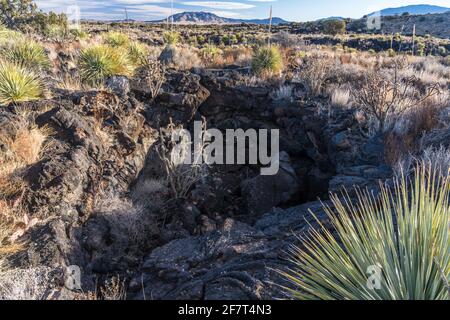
[176,46,202,70]
[0,121,48,264]
[329,85,351,108]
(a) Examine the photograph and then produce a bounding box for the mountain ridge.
[151,11,289,25]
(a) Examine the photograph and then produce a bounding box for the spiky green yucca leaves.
[2,40,50,71]
[163,31,180,45]
[251,45,283,76]
[104,32,130,48]
[281,166,450,300]
[0,61,43,105]
[79,45,135,86]
[127,41,149,66]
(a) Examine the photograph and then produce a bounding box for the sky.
[34,0,450,22]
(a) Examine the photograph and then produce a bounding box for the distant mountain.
[370,4,450,16]
[152,11,288,25]
[316,16,346,22]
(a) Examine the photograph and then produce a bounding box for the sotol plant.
[1,40,50,71]
[251,45,283,76]
[0,61,43,105]
[104,32,130,48]
[163,31,180,45]
[280,165,450,300]
[79,45,135,86]
[127,41,149,66]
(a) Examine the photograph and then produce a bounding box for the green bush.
[104,32,130,48]
[251,45,283,76]
[323,19,346,35]
[0,61,43,105]
[78,45,135,86]
[1,39,50,71]
[163,31,180,45]
[279,166,450,300]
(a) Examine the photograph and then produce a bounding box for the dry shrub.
[223,46,252,67]
[385,99,442,165]
[0,123,48,258]
[100,276,127,300]
[329,85,351,108]
[295,53,335,97]
[157,120,209,199]
[352,67,440,133]
[176,46,202,70]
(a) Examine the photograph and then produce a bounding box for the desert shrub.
[157,120,208,199]
[352,68,440,132]
[70,28,89,40]
[279,165,450,300]
[200,44,223,66]
[0,61,43,105]
[104,32,130,48]
[295,53,334,97]
[44,23,68,40]
[78,45,135,86]
[127,41,149,66]
[0,24,22,44]
[163,31,180,45]
[323,19,346,35]
[251,45,283,77]
[1,39,50,71]
[176,46,202,70]
[386,48,396,57]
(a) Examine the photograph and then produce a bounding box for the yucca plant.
[163,31,180,45]
[280,165,450,300]
[0,61,43,106]
[104,32,130,48]
[79,45,135,86]
[1,40,50,71]
[251,45,283,76]
[127,41,149,66]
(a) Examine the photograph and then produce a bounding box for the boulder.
[105,76,130,98]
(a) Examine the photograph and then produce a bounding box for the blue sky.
[35,0,450,21]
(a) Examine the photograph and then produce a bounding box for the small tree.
[0,0,37,28]
[0,0,67,32]
[323,19,346,35]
